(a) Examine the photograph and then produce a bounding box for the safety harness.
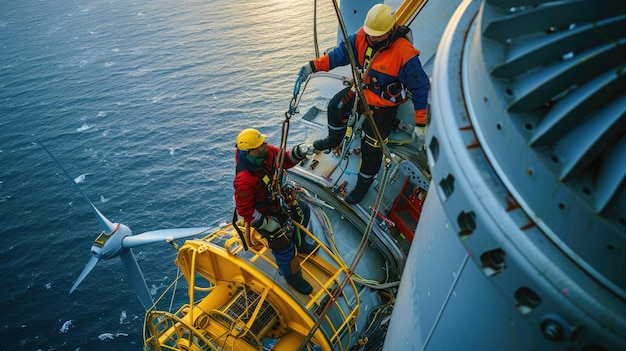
[361,25,412,104]
[235,161,281,212]
[234,155,293,251]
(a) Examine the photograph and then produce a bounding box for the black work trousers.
[327,87,399,177]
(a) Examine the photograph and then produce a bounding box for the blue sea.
[0,0,340,349]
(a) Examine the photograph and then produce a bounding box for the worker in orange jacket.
[296,4,430,204]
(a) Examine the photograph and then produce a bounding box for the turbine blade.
[70,256,100,293]
[120,249,153,310]
[90,203,116,233]
[40,142,116,233]
[122,227,209,249]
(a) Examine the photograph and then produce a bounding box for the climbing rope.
[313,0,320,58]
[328,0,392,169]
[275,62,310,194]
[297,1,398,348]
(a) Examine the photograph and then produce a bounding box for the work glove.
[413,125,426,151]
[281,221,293,234]
[347,113,358,127]
[296,63,313,86]
[292,143,315,160]
[254,216,281,232]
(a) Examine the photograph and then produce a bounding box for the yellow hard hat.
[236,128,266,150]
[363,4,396,36]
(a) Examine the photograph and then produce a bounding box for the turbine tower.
[385,0,626,350]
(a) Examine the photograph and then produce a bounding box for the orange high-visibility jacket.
[311,27,430,125]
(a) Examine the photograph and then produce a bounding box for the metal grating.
[222,289,277,336]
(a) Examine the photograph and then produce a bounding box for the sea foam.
[73,174,91,184]
[98,332,128,341]
[60,320,72,333]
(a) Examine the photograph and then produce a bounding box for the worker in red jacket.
[296,3,430,204]
[234,128,316,294]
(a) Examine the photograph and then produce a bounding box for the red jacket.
[312,27,430,125]
[234,144,299,224]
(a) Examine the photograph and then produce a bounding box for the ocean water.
[0,0,339,349]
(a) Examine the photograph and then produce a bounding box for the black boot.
[313,127,346,151]
[345,175,374,204]
[284,271,313,295]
